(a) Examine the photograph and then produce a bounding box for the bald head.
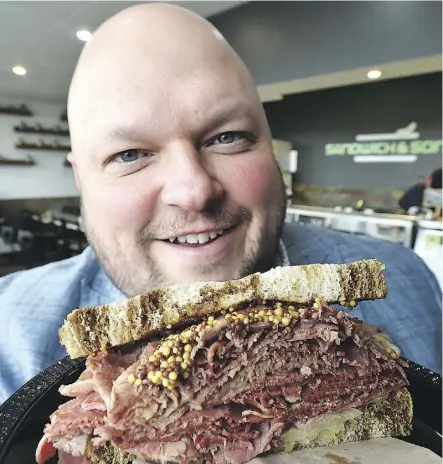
[68,3,268,151]
[67,3,284,296]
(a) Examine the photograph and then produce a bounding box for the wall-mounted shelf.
[15,139,71,151]
[0,104,33,116]
[0,154,35,166]
[14,122,69,136]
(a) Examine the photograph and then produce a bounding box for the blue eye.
[213,132,246,145]
[117,149,143,163]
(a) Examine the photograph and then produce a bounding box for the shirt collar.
[276,239,290,267]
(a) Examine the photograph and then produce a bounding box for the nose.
[160,146,224,211]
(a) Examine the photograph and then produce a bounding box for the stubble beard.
[82,171,287,296]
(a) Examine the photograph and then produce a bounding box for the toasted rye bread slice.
[85,388,412,464]
[59,259,387,358]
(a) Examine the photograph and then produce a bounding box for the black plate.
[0,357,441,463]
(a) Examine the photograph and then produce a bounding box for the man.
[0,4,441,403]
[399,167,442,212]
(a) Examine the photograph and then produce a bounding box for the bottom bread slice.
[85,388,413,464]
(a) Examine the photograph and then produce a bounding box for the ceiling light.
[12,66,27,76]
[76,30,92,42]
[367,70,382,79]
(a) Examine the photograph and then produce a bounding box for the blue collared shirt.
[0,222,441,403]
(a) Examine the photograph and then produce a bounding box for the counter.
[414,220,443,288]
[285,205,417,248]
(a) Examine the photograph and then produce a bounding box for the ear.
[67,151,82,190]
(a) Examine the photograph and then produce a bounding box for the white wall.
[0,96,79,200]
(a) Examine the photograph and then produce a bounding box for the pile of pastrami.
[36,301,408,464]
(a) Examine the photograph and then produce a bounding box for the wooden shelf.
[15,141,71,151]
[0,155,35,166]
[0,104,33,116]
[14,122,69,136]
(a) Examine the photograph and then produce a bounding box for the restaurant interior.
[0,1,441,287]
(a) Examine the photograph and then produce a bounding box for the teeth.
[185,234,198,244]
[198,233,210,244]
[168,229,225,244]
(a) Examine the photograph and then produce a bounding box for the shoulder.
[283,221,427,267]
[0,247,97,305]
[0,246,101,339]
[281,221,403,264]
[405,183,426,195]
[282,221,441,297]
[0,247,100,402]
[282,222,442,372]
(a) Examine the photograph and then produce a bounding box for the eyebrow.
[105,124,148,142]
[202,103,256,129]
[103,100,257,143]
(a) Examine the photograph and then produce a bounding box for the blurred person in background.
[399,167,442,213]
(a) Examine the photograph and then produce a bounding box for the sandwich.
[36,259,413,464]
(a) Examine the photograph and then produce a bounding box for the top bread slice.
[59,259,387,358]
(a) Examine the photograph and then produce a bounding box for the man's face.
[71,49,286,296]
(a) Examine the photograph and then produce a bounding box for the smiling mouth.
[163,228,233,247]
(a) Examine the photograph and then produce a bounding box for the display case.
[285,205,417,248]
[414,220,443,288]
